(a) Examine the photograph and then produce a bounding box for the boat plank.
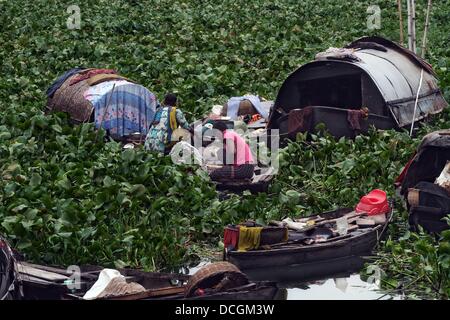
[103,286,186,300]
[17,264,69,282]
[20,262,99,281]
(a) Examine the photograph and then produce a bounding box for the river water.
[188,261,401,300]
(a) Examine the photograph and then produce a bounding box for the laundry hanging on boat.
[347,108,369,130]
[93,83,157,138]
[237,226,263,252]
[224,227,240,251]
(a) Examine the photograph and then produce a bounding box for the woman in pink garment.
[209,122,255,181]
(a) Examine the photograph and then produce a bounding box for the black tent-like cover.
[268,36,448,139]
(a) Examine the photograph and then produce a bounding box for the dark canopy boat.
[15,261,279,300]
[0,236,21,300]
[267,36,448,141]
[224,206,392,282]
[396,129,450,233]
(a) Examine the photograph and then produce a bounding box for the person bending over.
[209,121,255,181]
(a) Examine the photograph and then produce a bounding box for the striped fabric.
[93,84,157,137]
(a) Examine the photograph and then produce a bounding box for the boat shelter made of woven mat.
[46,73,93,124]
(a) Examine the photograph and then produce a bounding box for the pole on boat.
[411,0,416,53]
[407,0,417,53]
[407,0,412,51]
[421,0,432,58]
[409,68,424,137]
[397,0,404,45]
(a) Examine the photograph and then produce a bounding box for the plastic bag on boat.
[281,217,308,231]
[83,269,123,300]
[435,161,450,193]
[335,217,349,236]
[83,268,145,300]
[203,142,223,165]
[334,278,348,293]
[211,105,223,116]
[169,141,203,167]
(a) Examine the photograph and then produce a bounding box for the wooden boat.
[214,166,275,194]
[224,206,392,282]
[16,261,280,300]
[267,36,448,142]
[1,236,21,300]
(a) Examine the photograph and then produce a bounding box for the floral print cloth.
[93,83,157,137]
[84,80,130,106]
[145,106,190,153]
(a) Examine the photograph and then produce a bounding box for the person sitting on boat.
[145,93,191,154]
[208,121,255,181]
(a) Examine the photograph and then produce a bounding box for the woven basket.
[184,262,248,297]
[407,188,420,207]
[46,74,94,124]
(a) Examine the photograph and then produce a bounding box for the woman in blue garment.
[145,93,191,153]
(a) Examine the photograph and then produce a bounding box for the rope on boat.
[409,68,424,136]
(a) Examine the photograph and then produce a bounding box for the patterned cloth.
[70,69,117,85]
[87,74,131,86]
[46,68,85,98]
[144,106,190,153]
[93,83,157,138]
[84,80,130,106]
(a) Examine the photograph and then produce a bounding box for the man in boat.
[145,93,191,154]
[208,121,255,181]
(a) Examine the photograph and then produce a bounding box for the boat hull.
[17,263,280,300]
[225,208,390,282]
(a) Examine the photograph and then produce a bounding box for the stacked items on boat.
[203,94,272,131]
[396,130,450,233]
[223,189,392,281]
[180,95,275,193]
[45,68,158,144]
[12,258,279,300]
[2,233,282,300]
